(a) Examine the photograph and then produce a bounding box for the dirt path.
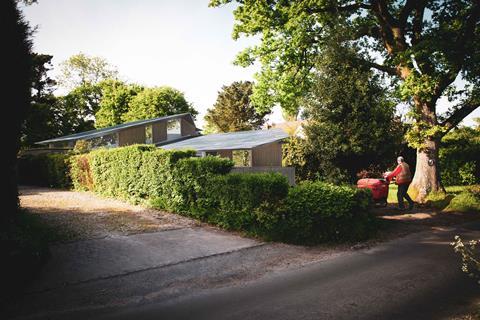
[19,186,199,242]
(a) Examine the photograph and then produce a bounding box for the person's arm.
[386,165,402,181]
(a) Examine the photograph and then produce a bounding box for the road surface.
[97,223,480,320]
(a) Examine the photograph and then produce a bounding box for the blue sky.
[22,0,478,128]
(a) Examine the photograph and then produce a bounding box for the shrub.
[445,187,480,213]
[281,181,374,244]
[70,154,94,191]
[17,153,71,188]
[20,144,378,244]
[87,145,196,202]
[163,156,234,214]
[200,173,289,234]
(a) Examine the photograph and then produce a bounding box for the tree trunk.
[408,98,444,202]
[409,137,443,202]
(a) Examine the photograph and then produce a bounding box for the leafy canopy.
[122,86,197,122]
[204,81,269,133]
[95,80,144,128]
[58,52,118,90]
[284,43,404,183]
[210,0,480,141]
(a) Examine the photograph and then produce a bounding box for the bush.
[17,153,71,188]
[440,126,480,186]
[280,181,375,244]
[87,145,197,202]
[445,187,480,213]
[20,144,378,244]
[199,173,289,234]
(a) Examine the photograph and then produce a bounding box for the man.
[385,156,415,211]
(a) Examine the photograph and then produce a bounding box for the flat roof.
[161,129,289,151]
[37,113,195,144]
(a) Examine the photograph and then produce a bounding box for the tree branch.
[363,60,398,76]
[442,102,479,133]
[305,2,370,15]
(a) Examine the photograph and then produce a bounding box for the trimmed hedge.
[17,154,71,188]
[21,145,377,244]
[281,181,374,244]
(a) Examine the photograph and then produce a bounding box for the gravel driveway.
[19,186,198,241]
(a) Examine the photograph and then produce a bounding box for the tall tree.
[304,44,404,183]
[3,0,32,223]
[95,80,144,128]
[211,0,480,201]
[58,53,118,90]
[204,81,269,133]
[21,53,60,147]
[122,86,197,122]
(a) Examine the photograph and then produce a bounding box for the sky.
[22,0,478,128]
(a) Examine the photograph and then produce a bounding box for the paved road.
[97,223,480,320]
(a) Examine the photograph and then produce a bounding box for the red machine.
[357,178,390,207]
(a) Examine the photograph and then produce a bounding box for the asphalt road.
[98,223,480,320]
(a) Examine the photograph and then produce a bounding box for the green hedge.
[200,173,290,233]
[280,181,374,244]
[17,154,71,188]
[21,145,377,244]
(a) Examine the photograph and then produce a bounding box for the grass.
[387,184,480,213]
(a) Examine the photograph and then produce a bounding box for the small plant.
[452,236,480,284]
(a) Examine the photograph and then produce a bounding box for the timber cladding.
[118,126,146,147]
[152,122,167,143]
[181,118,197,136]
[251,142,283,167]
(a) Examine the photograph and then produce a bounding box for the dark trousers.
[397,183,414,209]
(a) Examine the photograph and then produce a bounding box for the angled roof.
[36,113,196,145]
[161,129,289,151]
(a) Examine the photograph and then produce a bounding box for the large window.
[145,125,153,144]
[167,119,182,140]
[232,150,251,167]
[88,133,118,149]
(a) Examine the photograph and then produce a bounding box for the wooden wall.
[118,126,146,147]
[181,118,197,136]
[152,122,167,143]
[251,142,283,167]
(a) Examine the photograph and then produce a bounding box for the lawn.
[387,184,480,213]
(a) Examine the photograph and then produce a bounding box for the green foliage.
[425,191,454,210]
[288,44,405,183]
[163,156,234,214]
[445,187,480,213]
[68,145,375,244]
[122,87,197,122]
[58,52,118,90]
[94,79,144,128]
[204,81,269,133]
[21,54,59,147]
[440,126,480,186]
[281,181,374,244]
[17,154,72,188]
[199,173,289,234]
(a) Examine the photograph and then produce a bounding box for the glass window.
[145,125,153,144]
[232,150,251,167]
[88,133,118,149]
[167,119,182,141]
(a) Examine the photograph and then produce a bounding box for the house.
[33,113,295,184]
[161,128,295,185]
[36,113,200,149]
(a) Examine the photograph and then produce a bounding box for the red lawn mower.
[357,178,390,207]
